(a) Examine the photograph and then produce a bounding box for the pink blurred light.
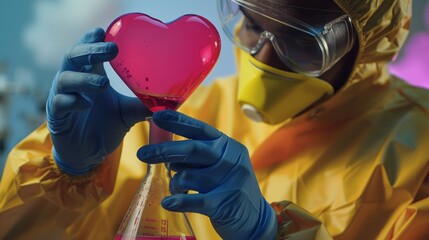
[388,2,429,89]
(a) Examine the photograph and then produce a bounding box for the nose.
[252,40,291,71]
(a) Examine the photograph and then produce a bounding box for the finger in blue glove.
[47,28,151,175]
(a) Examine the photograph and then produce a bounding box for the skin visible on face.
[245,0,343,13]
[242,0,344,26]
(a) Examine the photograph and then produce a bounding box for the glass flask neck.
[147,118,173,178]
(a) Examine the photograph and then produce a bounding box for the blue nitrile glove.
[46,28,151,175]
[137,110,277,240]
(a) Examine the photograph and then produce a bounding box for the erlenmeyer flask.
[114,120,196,240]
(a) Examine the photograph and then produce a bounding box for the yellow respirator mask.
[237,50,334,125]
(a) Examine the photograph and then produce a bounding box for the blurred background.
[0,0,428,173]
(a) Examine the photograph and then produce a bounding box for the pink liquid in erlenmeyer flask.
[114,235,197,240]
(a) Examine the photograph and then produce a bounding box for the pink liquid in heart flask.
[105,12,221,240]
[105,12,221,112]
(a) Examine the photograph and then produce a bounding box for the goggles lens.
[217,0,355,76]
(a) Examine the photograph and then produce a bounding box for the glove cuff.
[252,200,278,240]
[53,148,100,175]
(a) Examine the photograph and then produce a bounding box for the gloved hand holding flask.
[46,28,151,175]
[137,110,277,240]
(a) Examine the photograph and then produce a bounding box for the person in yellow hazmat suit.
[1,0,429,239]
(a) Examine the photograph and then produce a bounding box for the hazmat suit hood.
[333,0,411,88]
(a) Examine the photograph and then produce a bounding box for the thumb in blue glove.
[137,110,277,240]
[46,28,151,175]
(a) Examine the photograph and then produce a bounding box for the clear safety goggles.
[217,0,355,77]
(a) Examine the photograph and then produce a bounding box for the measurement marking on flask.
[160,218,168,237]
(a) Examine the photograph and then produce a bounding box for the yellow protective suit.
[1,0,429,239]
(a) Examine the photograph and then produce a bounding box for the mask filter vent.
[241,104,264,122]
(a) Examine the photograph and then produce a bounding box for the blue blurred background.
[0,0,428,173]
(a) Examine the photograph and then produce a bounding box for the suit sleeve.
[0,123,122,239]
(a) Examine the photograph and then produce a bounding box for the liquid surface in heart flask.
[106,12,221,240]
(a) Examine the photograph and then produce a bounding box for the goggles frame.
[217,0,355,77]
